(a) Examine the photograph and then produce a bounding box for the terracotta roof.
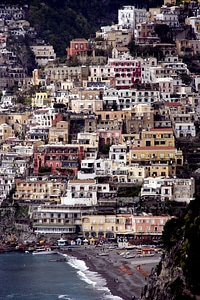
[165,102,182,107]
[69,179,96,184]
[36,109,49,113]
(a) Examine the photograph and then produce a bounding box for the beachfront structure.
[82,214,126,239]
[81,213,171,241]
[131,215,171,242]
[30,204,84,235]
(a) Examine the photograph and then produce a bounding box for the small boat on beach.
[32,247,57,255]
[98,252,109,256]
[124,253,136,259]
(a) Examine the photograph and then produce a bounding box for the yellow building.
[49,121,69,144]
[122,133,140,148]
[13,178,66,203]
[129,146,183,166]
[32,92,51,108]
[0,123,13,141]
[146,163,176,178]
[140,128,175,147]
[6,112,30,126]
[0,113,7,125]
[82,214,126,239]
[96,109,132,131]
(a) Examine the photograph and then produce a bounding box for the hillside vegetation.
[2,0,163,57]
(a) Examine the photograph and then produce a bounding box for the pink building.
[132,215,171,242]
[108,58,141,89]
[66,38,88,58]
[97,129,122,146]
[33,144,85,175]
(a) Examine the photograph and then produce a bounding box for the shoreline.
[59,245,161,300]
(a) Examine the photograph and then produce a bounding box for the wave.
[61,253,123,300]
[58,295,72,300]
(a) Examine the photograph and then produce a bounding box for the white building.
[102,87,160,110]
[118,6,147,29]
[61,179,110,206]
[30,45,56,66]
[31,204,83,235]
[173,122,196,138]
[155,11,179,27]
[141,177,195,203]
[30,108,59,128]
[109,144,127,165]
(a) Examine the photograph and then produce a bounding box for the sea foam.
[62,253,123,300]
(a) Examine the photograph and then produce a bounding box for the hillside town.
[0,0,200,247]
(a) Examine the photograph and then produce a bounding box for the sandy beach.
[59,245,161,300]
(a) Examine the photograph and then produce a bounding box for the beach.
[60,245,161,300]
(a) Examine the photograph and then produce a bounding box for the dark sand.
[59,245,161,300]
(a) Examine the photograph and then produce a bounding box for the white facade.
[30,45,56,66]
[61,179,110,206]
[103,87,160,110]
[155,12,179,27]
[30,109,57,128]
[118,6,147,29]
[155,77,174,100]
[109,144,127,165]
[141,177,195,203]
[186,16,200,39]
[0,174,15,204]
[173,122,196,138]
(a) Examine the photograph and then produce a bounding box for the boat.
[32,247,57,255]
[125,245,136,250]
[98,252,109,256]
[122,251,135,259]
[124,253,136,259]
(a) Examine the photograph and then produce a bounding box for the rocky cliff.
[141,199,200,300]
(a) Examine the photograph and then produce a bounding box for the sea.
[0,252,122,300]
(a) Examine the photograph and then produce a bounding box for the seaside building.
[30,204,87,235]
[81,213,171,242]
